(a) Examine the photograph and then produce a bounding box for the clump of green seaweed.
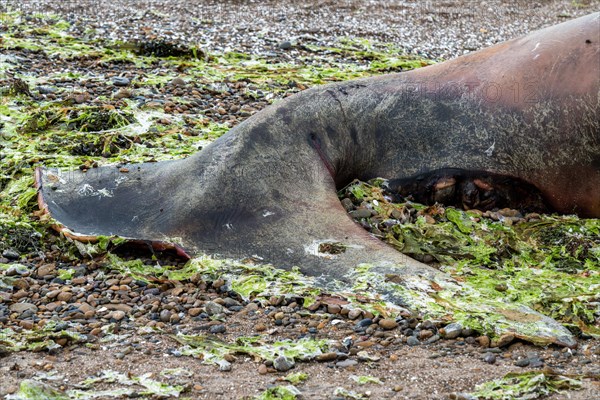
[339,179,600,339]
[467,371,584,400]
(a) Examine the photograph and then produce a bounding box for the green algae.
[350,375,383,385]
[468,371,584,400]
[283,372,309,385]
[332,387,367,400]
[174,333,329,367]
[6,370,185,400]
[254,385,301,400]
[340,180,599,344]
[0,320,88,353]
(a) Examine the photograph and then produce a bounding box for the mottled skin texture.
[38,14,599,285]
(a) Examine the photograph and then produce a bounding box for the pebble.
[110,310,126,321]
[159,310,172,322]
[278,41,293,50]
[347,309,362,320]
[112,77,130,87]
[406,336,420,346]
[219,360,232,371]
[36,264,56,277]
[441,323,462,339]
[2,249,20,260]
[357,351,380,362]
[316,352,338,362]
[336,359,358,368]
[170,77,186,86]
[205,301,225,315]
[378,318,398,330]
[514,358,530,367]
[483,353,496,364]
[273,355,295,372]
[9,303,38,314]
[209,324,227,334]
[188,307,202,317]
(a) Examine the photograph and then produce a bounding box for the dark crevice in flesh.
[385,168,552,214]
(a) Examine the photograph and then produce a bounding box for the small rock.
[188,308,202,317]
[2,249,19,260]
[378,318,398,330]
[159,310,172,322]
[170,77,186,86]
[477,336,491,348]
[9,303,38,314]
[112,77,130,87]
[316,352,338,362]
[424,334,441,344]
[406,336,420,346]
[56,292,72,302]
[356,318,373,328]
[209,324,227,334]
[441,323,463,339]
[255,323,266,332]
[347,309,362,320]
[114,89,132,99]
[515,358,530,367]
[218,360,232,371]
[357,351,380,362]
[349,209,372,219]
[273,355,295,372]
[205,301,224,315]
[483,353,496,364]
[278,41,293,50]
[258,364,268,374]
[327,304,342,314]
[37,86,56,94]
[336,359,358,368]
[37,264,56,277]
[110,310,126,321]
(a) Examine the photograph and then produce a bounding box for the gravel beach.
[5,0,600,59]
[1,1,599,399]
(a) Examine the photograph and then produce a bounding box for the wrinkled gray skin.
[39,14,599,284]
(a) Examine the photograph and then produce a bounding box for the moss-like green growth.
[253,385,301,400]
[339,179,599,343]
[469,371,583,400]
[0,320,88,353]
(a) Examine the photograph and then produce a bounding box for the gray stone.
[1,249,19,260]
[205,301,224,316]
[442,323,463,339]
[335,359,358,368]
[407,336,420,346]
[273,355,295,372]
[112,77,130,87]
[9,303,38,314]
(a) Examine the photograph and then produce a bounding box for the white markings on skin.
[532,42,540,52]
[533,54,540,60]
[77,184,95,196]
[97,188,113,198]
[77,184,114,198]
[484,141,496,157]
[225,223,233,230]
[262,210,274,217]
[115,176,128,186]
